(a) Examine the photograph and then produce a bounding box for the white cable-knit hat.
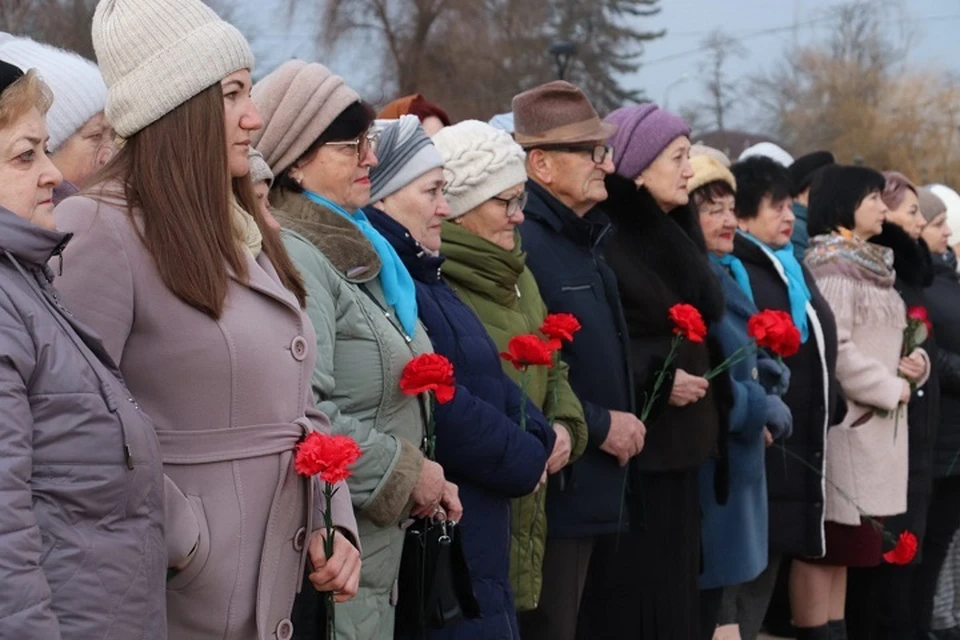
[431,120,527,219]
[92,0,255,138]
[929,184,960,240]
[0,34,107,151]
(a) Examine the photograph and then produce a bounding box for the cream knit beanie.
[92,0,254,138]
[248,147,273,187]
[432,120,527,218]
[0,34,107,151]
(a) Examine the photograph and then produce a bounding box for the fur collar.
[871,222,934,288]
[603,173,725,322]
[270,190,381,281]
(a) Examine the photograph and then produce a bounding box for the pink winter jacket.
[53,193,359,640]
[806,233,930,525]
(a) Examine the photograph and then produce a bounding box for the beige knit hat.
[92,0,254,138]
[688,154,736,194]
[432,120,527,218]
[251,60,361,176]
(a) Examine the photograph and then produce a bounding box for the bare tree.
[749,0,960,184]
[695,28,745,131]
[288,0,665,119]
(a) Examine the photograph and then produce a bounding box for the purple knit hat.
[605,104,691,180]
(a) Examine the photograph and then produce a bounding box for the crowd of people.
[3,1,960,640]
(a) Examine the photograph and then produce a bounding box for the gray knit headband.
[369,115,444,203]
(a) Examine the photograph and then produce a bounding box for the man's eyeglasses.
[326,127,382,162]
[491,191,529,218]
[533,143,613,165]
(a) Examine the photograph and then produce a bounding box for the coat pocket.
[559,278,597,298]
[167,495,211,591]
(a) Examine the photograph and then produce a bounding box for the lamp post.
[549,41,578,81]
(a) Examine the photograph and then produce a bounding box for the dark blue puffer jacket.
[365,206,553,640]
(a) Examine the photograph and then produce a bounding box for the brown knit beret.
[511,80,616,147]
[251,59,360,176]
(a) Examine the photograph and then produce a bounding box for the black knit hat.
[0,59,24,97]
[790,150,835,197]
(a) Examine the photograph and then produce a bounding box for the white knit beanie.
[0,34,107,151]
[431,120,527,219]
[92,0,254,138]
[930,184,960,240]
[739,141,794,166]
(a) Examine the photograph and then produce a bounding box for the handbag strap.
[358,282,435,459]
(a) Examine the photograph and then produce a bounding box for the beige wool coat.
[806,233,930,525]
[53,191,359,640]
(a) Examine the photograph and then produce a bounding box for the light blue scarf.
[710,252,754,303]
[741,231,811,343]
[303,190,418,337]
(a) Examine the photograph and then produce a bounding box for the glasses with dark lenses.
[491,191,529,218]
[326,127,382,161]
[537,143,613,165]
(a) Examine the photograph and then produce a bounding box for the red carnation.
[668,303,707,343]
[907,306,933,333]
[295,432,362,485]
[501,334,555,371]
[540,313,582,349]
[400,353,456,404]
[747,309,801,358]
[882,530,918,565]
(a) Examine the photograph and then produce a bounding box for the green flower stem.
[323,482,336,640]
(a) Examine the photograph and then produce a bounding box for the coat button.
[293,526,307,552]
[751,367,758,380]
[290,336,308,361]
[276,618,294,640]
[813,451,823,460]
[918,389,925,398]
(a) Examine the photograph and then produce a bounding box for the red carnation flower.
[501,334,555,371]
[294,432,362,485]
[747,309,801,358]
[399,353,456,404]
[540,313,582,349]
[668,303,707,343]
[882,530,918,565]
[907,306,933,333]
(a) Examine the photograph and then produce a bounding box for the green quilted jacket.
[440,221,588,611]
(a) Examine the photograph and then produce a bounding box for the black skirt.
[577,467,702,639]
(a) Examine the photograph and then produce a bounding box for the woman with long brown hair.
[52,0,360,638]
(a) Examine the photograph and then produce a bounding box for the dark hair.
[90,83,305,318]
[407,95,451,126]
[274,100,376,194]
[730,156,792,219]
[807,165,886,237]
[691,180,735,210]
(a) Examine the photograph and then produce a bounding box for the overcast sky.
[629,0,960,129]
[236,0,960,129]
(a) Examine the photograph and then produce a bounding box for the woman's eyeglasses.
[490,191,529,218]
[326,127,382,161]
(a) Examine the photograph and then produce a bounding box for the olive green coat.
[274,191,432,639]
[440,221,588,611]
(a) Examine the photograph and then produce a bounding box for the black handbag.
[355,284,480,632]
[394,514,480,632]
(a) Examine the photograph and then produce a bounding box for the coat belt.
[156,418,313,464]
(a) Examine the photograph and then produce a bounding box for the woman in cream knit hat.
[428,119,588,622]
[53,1,361,638]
